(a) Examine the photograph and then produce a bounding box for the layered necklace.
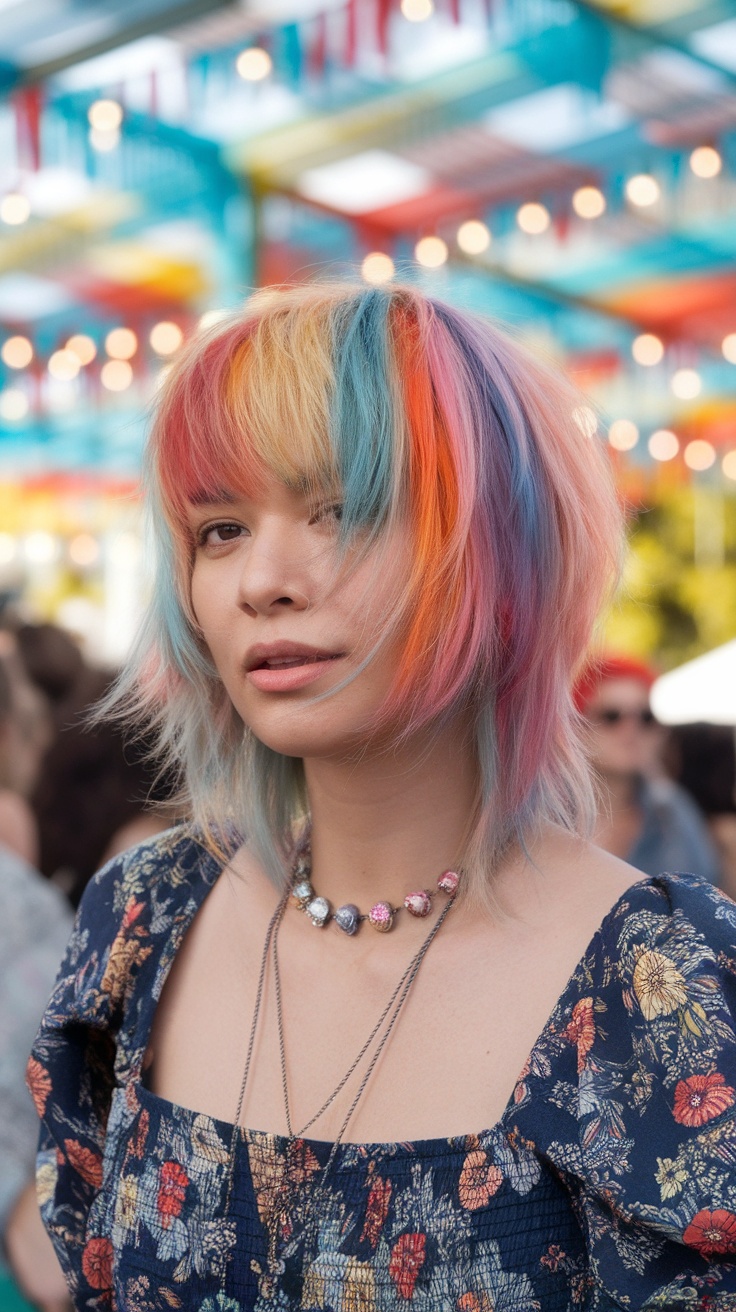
[226,833,461,1282]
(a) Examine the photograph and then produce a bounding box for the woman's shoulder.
[41,824,227,1034]
[514,868,736,1303]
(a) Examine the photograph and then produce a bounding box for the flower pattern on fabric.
[28,828,736,1310]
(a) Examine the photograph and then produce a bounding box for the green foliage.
[604,487,736,670]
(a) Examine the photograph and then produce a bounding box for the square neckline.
[133,832,665,1155]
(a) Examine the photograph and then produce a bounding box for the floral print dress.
[29,827,736,1311]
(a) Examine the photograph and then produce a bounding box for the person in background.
[31,669,181,908]
[0,639,50,868]
[0,840,72,1312]
[666,722,736,900]
[575,654,721,882]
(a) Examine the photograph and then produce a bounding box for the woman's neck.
[301,715,479,910]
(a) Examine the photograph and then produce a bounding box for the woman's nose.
[236,532,311,617]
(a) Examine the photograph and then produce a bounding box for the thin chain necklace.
[273,889,456,1143]
[225,860,458,1236]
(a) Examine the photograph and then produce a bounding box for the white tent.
[651,639,736,726]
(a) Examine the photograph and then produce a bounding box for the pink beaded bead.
[368,900,394,932]
[404,890,432,917]
[437,869,460,895]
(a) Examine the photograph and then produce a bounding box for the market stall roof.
[0,0,735,477]
[651,639,736,725]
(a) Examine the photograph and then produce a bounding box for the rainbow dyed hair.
[116,282,622,901]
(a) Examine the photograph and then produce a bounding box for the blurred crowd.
[0,622,734,1308]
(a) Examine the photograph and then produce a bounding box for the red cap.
[573,654,658,711]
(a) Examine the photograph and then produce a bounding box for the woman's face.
[187,475,409,759]
[585,676,661,779]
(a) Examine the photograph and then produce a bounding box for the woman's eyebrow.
[186,488,239,509]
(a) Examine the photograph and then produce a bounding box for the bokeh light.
[401,0,434,18]
[361,252,395,284]
[572,186,606,219]
[150,321,184,355]
[457,220,491,254]
[236,47,273,80]
[517,202,550,234]
[1,336,33,369]
[24,532,59,564]
[105,328,138,360]
[66,334,97,365]
[684,440,716,471]
[69,533,100,567]
[88,99,123,131]
[671,368,702,400]
[48,350,80,381]
[722,333,736,364]
[648,429,679,461]
[0,388,29,421]
[414,236,448,267]
[632,333,664,366]
[626,174,661,207]
[690,146,721,179]
[101,360,133,391]
[89,127,120,152]
[608,419,639,451]
[723,451,736,481]
[0,193,31,225]
[0,534,17,565]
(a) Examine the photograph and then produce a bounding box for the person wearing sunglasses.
[575,654,721,882]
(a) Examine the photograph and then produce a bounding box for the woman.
[575,654,721,883]
[30,284,736,1310]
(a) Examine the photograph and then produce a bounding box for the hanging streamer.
[14,85,43,171]
[376,0,393,54]
[345,0,358,66]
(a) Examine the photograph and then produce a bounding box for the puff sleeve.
[574,875,736,1308]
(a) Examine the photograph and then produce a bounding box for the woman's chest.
[93,1083,589,1312]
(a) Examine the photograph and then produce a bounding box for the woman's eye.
[310,503,343,526]
[199,522,244,547]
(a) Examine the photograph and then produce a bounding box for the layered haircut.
[114,282,623,904]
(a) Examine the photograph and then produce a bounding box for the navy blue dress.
[29,828,736,1309]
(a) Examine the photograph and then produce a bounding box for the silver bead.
[334,903,360,935]
[306,896,331,927]
[292,879,313,908]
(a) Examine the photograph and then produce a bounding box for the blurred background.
[0,0,736,1304]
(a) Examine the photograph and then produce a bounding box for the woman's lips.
[246,653,344,692]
